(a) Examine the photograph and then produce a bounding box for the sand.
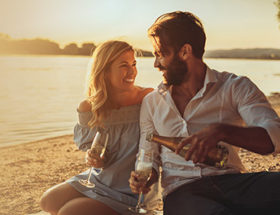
[0,94,280,215]
[0,135,87,215]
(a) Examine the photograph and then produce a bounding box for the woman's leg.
[57,197,120,215]
[40,182,85,215]
[40,182,120,215]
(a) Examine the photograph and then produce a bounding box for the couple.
[40,11,280,215]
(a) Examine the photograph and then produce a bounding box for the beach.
[0,135,87,215]
[0,95,280,215]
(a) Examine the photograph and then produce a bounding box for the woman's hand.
[85,149,106,168]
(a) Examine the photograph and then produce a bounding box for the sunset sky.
[1,0,280,51]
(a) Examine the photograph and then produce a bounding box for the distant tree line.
[0,33,153,57]
[204,48,280,60]
[2,33,280,60]
[276,0,280,23]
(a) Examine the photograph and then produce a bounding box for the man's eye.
[154,52,162,58]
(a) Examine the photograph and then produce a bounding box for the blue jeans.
[164,172,280,215]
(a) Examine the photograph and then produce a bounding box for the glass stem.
[92,168,103,175]
[136,192,143,209]
[86,167,93,182]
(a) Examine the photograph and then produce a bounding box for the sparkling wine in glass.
[79,130,109,188]
[129,149,153,214]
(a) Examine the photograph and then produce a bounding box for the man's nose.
[154,57,160,68]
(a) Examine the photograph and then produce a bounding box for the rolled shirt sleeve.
[233,76,280,153]
[137,95,161,174]
[258,118,280,153]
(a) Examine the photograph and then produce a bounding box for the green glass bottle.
[146,133,228,168]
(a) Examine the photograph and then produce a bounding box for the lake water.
[0,55,280,147]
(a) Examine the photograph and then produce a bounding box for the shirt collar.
[204,65,218,86]
[157,82,169,95]
[196,65,218,98]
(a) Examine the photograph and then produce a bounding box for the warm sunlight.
[1,1,280,215]
[1,0,280,50]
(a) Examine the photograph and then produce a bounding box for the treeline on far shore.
[0,33,153,57]
[204,48,280,60]
[1,33,280,60]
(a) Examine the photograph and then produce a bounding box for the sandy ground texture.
[0,94,280,215]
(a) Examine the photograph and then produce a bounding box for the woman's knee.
[40,182,83,213]
[40,190,53,212]
[40,184,62,212]
[57,198,120,215]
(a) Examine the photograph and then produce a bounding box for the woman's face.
[106,50,137,92]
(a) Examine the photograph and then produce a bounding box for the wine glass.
[129,149,153,214]
[79,130,109,188]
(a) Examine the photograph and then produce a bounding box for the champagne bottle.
[146,133,228,168]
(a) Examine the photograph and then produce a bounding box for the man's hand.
[129,168,158,194]
[85,149,106,168]
[176,123,224,163]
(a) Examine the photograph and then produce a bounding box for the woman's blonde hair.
[85,40,134,128]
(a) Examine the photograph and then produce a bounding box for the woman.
[40,40,155,215]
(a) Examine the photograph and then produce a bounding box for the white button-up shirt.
[139,66,280,197]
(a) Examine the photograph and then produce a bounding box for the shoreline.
[1,95,280,215]
[0,134,74,149]
[1,93,280,150]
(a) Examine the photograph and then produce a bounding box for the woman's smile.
[123,78,135,83]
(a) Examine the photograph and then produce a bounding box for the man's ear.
[179,43,192,60]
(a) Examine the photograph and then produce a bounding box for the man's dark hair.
[148,11,206,59]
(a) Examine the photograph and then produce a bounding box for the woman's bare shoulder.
[137,87,154,101]
[78,100,92,112]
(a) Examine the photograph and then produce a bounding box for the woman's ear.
[179,43,192,60]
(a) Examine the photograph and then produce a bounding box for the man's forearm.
[219,123,274,155]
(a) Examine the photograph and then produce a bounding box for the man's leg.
[210,171,280,214]
[163,177,235,215]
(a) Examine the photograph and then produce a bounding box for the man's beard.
[162,55,188,86]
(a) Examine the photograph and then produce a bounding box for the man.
[129,11,280,215]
